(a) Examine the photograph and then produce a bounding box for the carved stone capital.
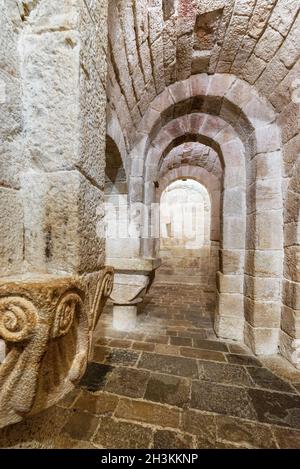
[0,267,114,429]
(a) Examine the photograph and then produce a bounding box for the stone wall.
[19,0,107,274]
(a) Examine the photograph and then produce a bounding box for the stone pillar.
[108,258,161,331]
[0,0,112,429]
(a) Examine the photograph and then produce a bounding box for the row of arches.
[105,72,299,368]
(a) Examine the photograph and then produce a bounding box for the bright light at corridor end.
[101,179,211,248]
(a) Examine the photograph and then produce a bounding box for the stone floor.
[1,283,300,449]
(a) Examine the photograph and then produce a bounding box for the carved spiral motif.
[0,297,38,343]
[52,292,83,339]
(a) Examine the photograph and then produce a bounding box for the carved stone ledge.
[0,267,113,429]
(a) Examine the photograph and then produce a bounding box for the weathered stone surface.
[104,349,139,367]
[226,354,262,367]
[180,347,227,362]
[247,366,296,393]
[79,363,114,393]
[115,398,180,428]
[62,410,99,442]
[154,429,193,449]
[255,26,283,62]
[192,338,228,352]
[245,322,280,355]
[215,315,245,342]
[273,427,300,449]
[181,409,216,446]
[248,388,300,429]
[198,361,254,387]
[216,415,277,449]
[21,170,105,274]
[0,188,24,276]
[74,391,118,416]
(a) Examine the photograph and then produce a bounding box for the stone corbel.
[0,267,113,429]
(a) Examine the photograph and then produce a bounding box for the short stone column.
[108,258,161,331]
[0,268,113,429]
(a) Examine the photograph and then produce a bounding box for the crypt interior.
[0,0,300,449]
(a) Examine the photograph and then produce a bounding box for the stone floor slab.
[79,363,114,393]
[198,361,254,387]
[248,388,300,429]
[93,417,153,449]
[215,415,277,449]
[153,430,193,449]
[115,398,180,428]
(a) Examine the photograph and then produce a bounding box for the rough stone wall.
[0,1,26,363]
[159,142,223,181]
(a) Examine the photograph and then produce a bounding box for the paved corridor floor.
[2,284,300,448]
